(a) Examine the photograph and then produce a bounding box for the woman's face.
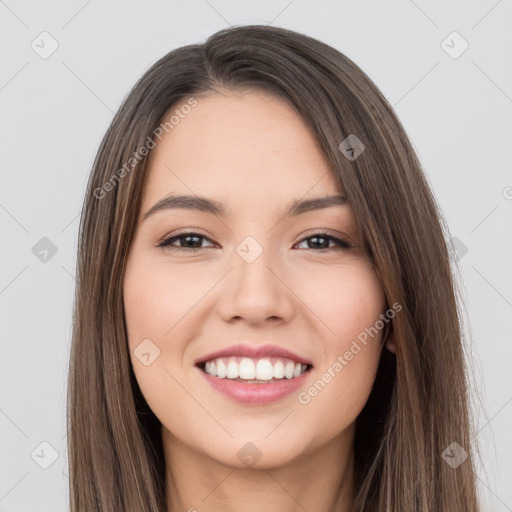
[123,89,393,470]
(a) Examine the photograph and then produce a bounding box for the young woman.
[67,24,481,511]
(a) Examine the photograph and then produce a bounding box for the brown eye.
[295,233,353,251]
[157,231,215,251]
[157,231,353,252]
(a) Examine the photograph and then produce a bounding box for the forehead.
[142,89,343,211]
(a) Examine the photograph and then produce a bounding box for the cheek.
[295,259,385,345]
[123,253,208,345]
[122,252,206,421]
[294,261,385,422]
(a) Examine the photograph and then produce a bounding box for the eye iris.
[308,235,329,249]
[182,235,202,248]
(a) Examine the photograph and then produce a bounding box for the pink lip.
[197,366,313,405]
[194,343,313,367]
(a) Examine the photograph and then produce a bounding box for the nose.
[217,244,295,327]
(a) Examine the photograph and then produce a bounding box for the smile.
[197,356,313,405]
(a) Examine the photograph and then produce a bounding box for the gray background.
[1,1,511,510]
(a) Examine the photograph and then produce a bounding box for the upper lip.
[194,343,314,367]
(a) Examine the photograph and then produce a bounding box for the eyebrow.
[142,193,347,221]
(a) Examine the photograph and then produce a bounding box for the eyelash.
[156,230,353,252]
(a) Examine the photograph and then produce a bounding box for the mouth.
[196,356,314,405]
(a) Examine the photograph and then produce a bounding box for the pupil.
[185,235,201,248]
[310,236,328,249]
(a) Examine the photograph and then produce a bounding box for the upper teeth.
[204,357,308,380]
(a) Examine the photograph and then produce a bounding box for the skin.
[123,88,396,512]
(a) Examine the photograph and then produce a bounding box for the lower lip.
[197,366,312,405]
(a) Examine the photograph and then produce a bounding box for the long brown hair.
[67,24,481,511]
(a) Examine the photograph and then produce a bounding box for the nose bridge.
[219,234,294,323]
[233,233,280,299]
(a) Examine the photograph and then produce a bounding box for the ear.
[384,336,396,354]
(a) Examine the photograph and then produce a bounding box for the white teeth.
[202,356,309,380]
[226,360,238,379]
[255,358,274,380]
[284,361,295,379]
[273,360,285,379]
[239,358,255,379]
[216,359,227,378]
